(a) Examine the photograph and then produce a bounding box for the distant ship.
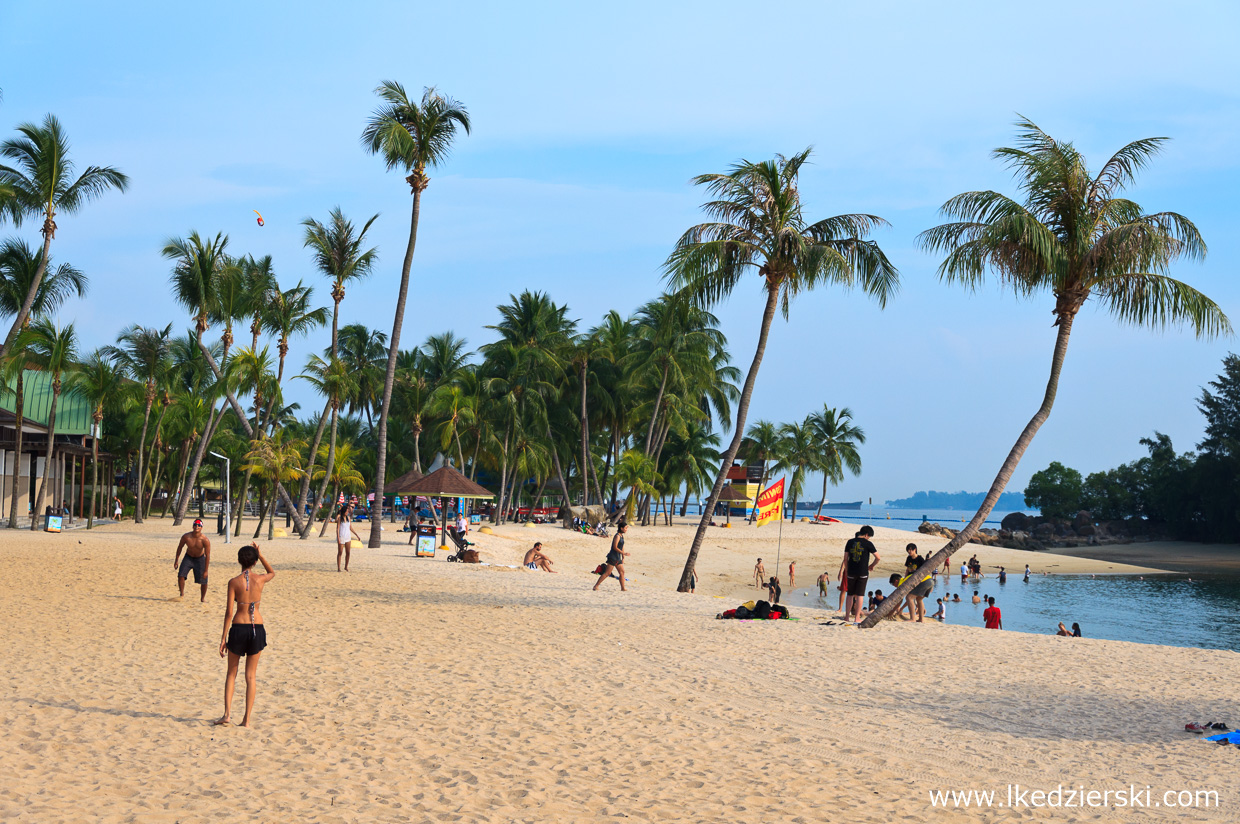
[794,500,863,511]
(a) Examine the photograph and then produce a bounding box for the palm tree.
[772,418,817,521]
[808,406,864,519]
[666,149,899,591]
[25,318,78,529]
[613,449,660,524]
[337,323,387,427]
[239,431,306,541]
[862,118,1230,627]
[313,440,366,537]
[0,239,87,528]
[739,420,780,521]
[664,422,721,517]
[297,354,356,538]
[66,350,123,528]
[0,115,127,362]
[361,81,471,547]
[104,323,173,523]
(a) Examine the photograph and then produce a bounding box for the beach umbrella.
[717,484,751,526]
[397,465,494,549]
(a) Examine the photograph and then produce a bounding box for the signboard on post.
[45,515,63,533]
[415,523,437,558]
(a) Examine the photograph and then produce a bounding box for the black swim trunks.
[226,623,267,657]
[178,554,207,584]
[846,575,868,597]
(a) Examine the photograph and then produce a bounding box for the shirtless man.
[173,518,212,602]
[523,542,557,573]
[788,560,796,589]
[753,557,765,588]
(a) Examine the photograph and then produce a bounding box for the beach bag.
[734,605,752,619]
[753,600,771,620]
[593,564,606,574]
[461,549,481,564]
[771,604,789,619]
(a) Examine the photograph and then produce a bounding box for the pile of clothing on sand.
[716,600,789,620]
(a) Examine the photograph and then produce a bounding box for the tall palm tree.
[25,318,78,529]
[808,406,864,519]
[297,353,356,538]
[298,208,379,517]
[664,421,721,517]
[666,149,899,591]
[0,239,87,528]
[337,323,387,427]
[104,323,173,523]
[313,439,366,537]
[0,115,127,362]
[361,81,471,547]
[240,430,306,541]
[613,449,660,524]
[771,418,817,521]
[863,118,1230,627]
[65,350,123,528]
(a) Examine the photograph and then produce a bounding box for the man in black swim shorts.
[174,519,212,602]
[840,525,880,623]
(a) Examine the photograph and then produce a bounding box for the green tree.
[25,318,78,529]
[239,431,306,541]
[1081,466,1139,521]
[808,406,865,519]
[1024,461,1084,519]
[297,354,357,537]
[0,115,127,361]
[105,323,173,523]
[667,149,898,590]
[66,350,124,528]
[361,81,471,547]
[866,118,1229,627]
[772,418,817,521]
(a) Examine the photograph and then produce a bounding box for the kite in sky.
[253,210,265,227]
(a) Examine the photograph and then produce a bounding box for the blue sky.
[2,1,1238,503]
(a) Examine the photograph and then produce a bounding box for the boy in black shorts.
[840,526,880,623]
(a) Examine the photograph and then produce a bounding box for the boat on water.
[794,500,863,511]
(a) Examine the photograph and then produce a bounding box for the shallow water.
[789,571,1240,651]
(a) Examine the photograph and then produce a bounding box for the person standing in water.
[593,522,630,591]
[173,518,212,602]
[335,503,360,572]
[788,560,796,589]
[216,542,274,727]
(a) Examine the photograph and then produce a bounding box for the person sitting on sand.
[971,591,981,605]
[523,542,557,573]
[767,576,781,604]
[173,518,212,602]
[216,543,275,728]
[753,557,765,588]
[1056,622,1071,636]
[1072,623,1082,637]
[336,504,360,572]
[593,523,630,592]
[932,598,946,621]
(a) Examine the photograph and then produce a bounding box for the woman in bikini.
[216,542,275,727]
[336,504,360,572]
[593,522,629,591]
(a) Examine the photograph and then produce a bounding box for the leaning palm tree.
[361,81,470,547]
[808,406,864,519]
[65,350,123,528]
[25,318,78,529]
[862,118,1230,627]
[0,115,127,361]
[104,323,173,523]
[667,148,899,590]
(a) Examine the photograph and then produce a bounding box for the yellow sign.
[755,478,785,527]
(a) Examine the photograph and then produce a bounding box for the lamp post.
[209,451,230,544]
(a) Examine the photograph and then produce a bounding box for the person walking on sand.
[593,523,630,591]
[983,596,1002,630]
[788,560,796,589]
[841,525,880,623]
[114,496,124,521]
[173,518,212,602]
[336,504,360,572]
[817,571,829,599]
[753,557,765,588]
[216,542,275,728]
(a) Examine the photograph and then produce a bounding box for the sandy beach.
[0,518,1233,822]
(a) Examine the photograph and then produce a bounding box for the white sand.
[0,517,1231,823]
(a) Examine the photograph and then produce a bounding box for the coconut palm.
[24,318,78,529]
[313,439,366,537]
[297,354,356,538]
[738,420,780,522]
[863,118,1230,627]
[771,419,817,521]
[0,239,87,528]
[337,323,387,427]
[104,323,173,523]
[666,149,899,591]
[808,406,864,519]
[361,81,471,547]
[664,421,721,517]
[65,350,123,528]
[239,430,306,541]
[0,115,127,361]
[613,449,660,524]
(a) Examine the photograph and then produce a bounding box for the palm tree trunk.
[88,429,100,529]
[579,362,590,505]
[681,485,691,517]
[861,314,1077,627]
[234,466,255,536]
[678,282,780,592]
[296,398,331,521]
[318,481,340,538]
[30,389,60,530]
[0,232,50,363]
[545,430,574,513]
[7,373,24,528]
[134,397,153,523]
[492,420,511,524]
[164,440,191,518]
[643,364,669,455]
[141,400,170,511]
[146,448,166,515]
[252,488,268,539]
[302,406,338,539]
[368,187,423,548]
[815,472,829,519]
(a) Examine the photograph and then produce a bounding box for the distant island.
[885,490,1028,510]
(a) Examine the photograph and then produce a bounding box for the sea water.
[790,571,1240,652]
